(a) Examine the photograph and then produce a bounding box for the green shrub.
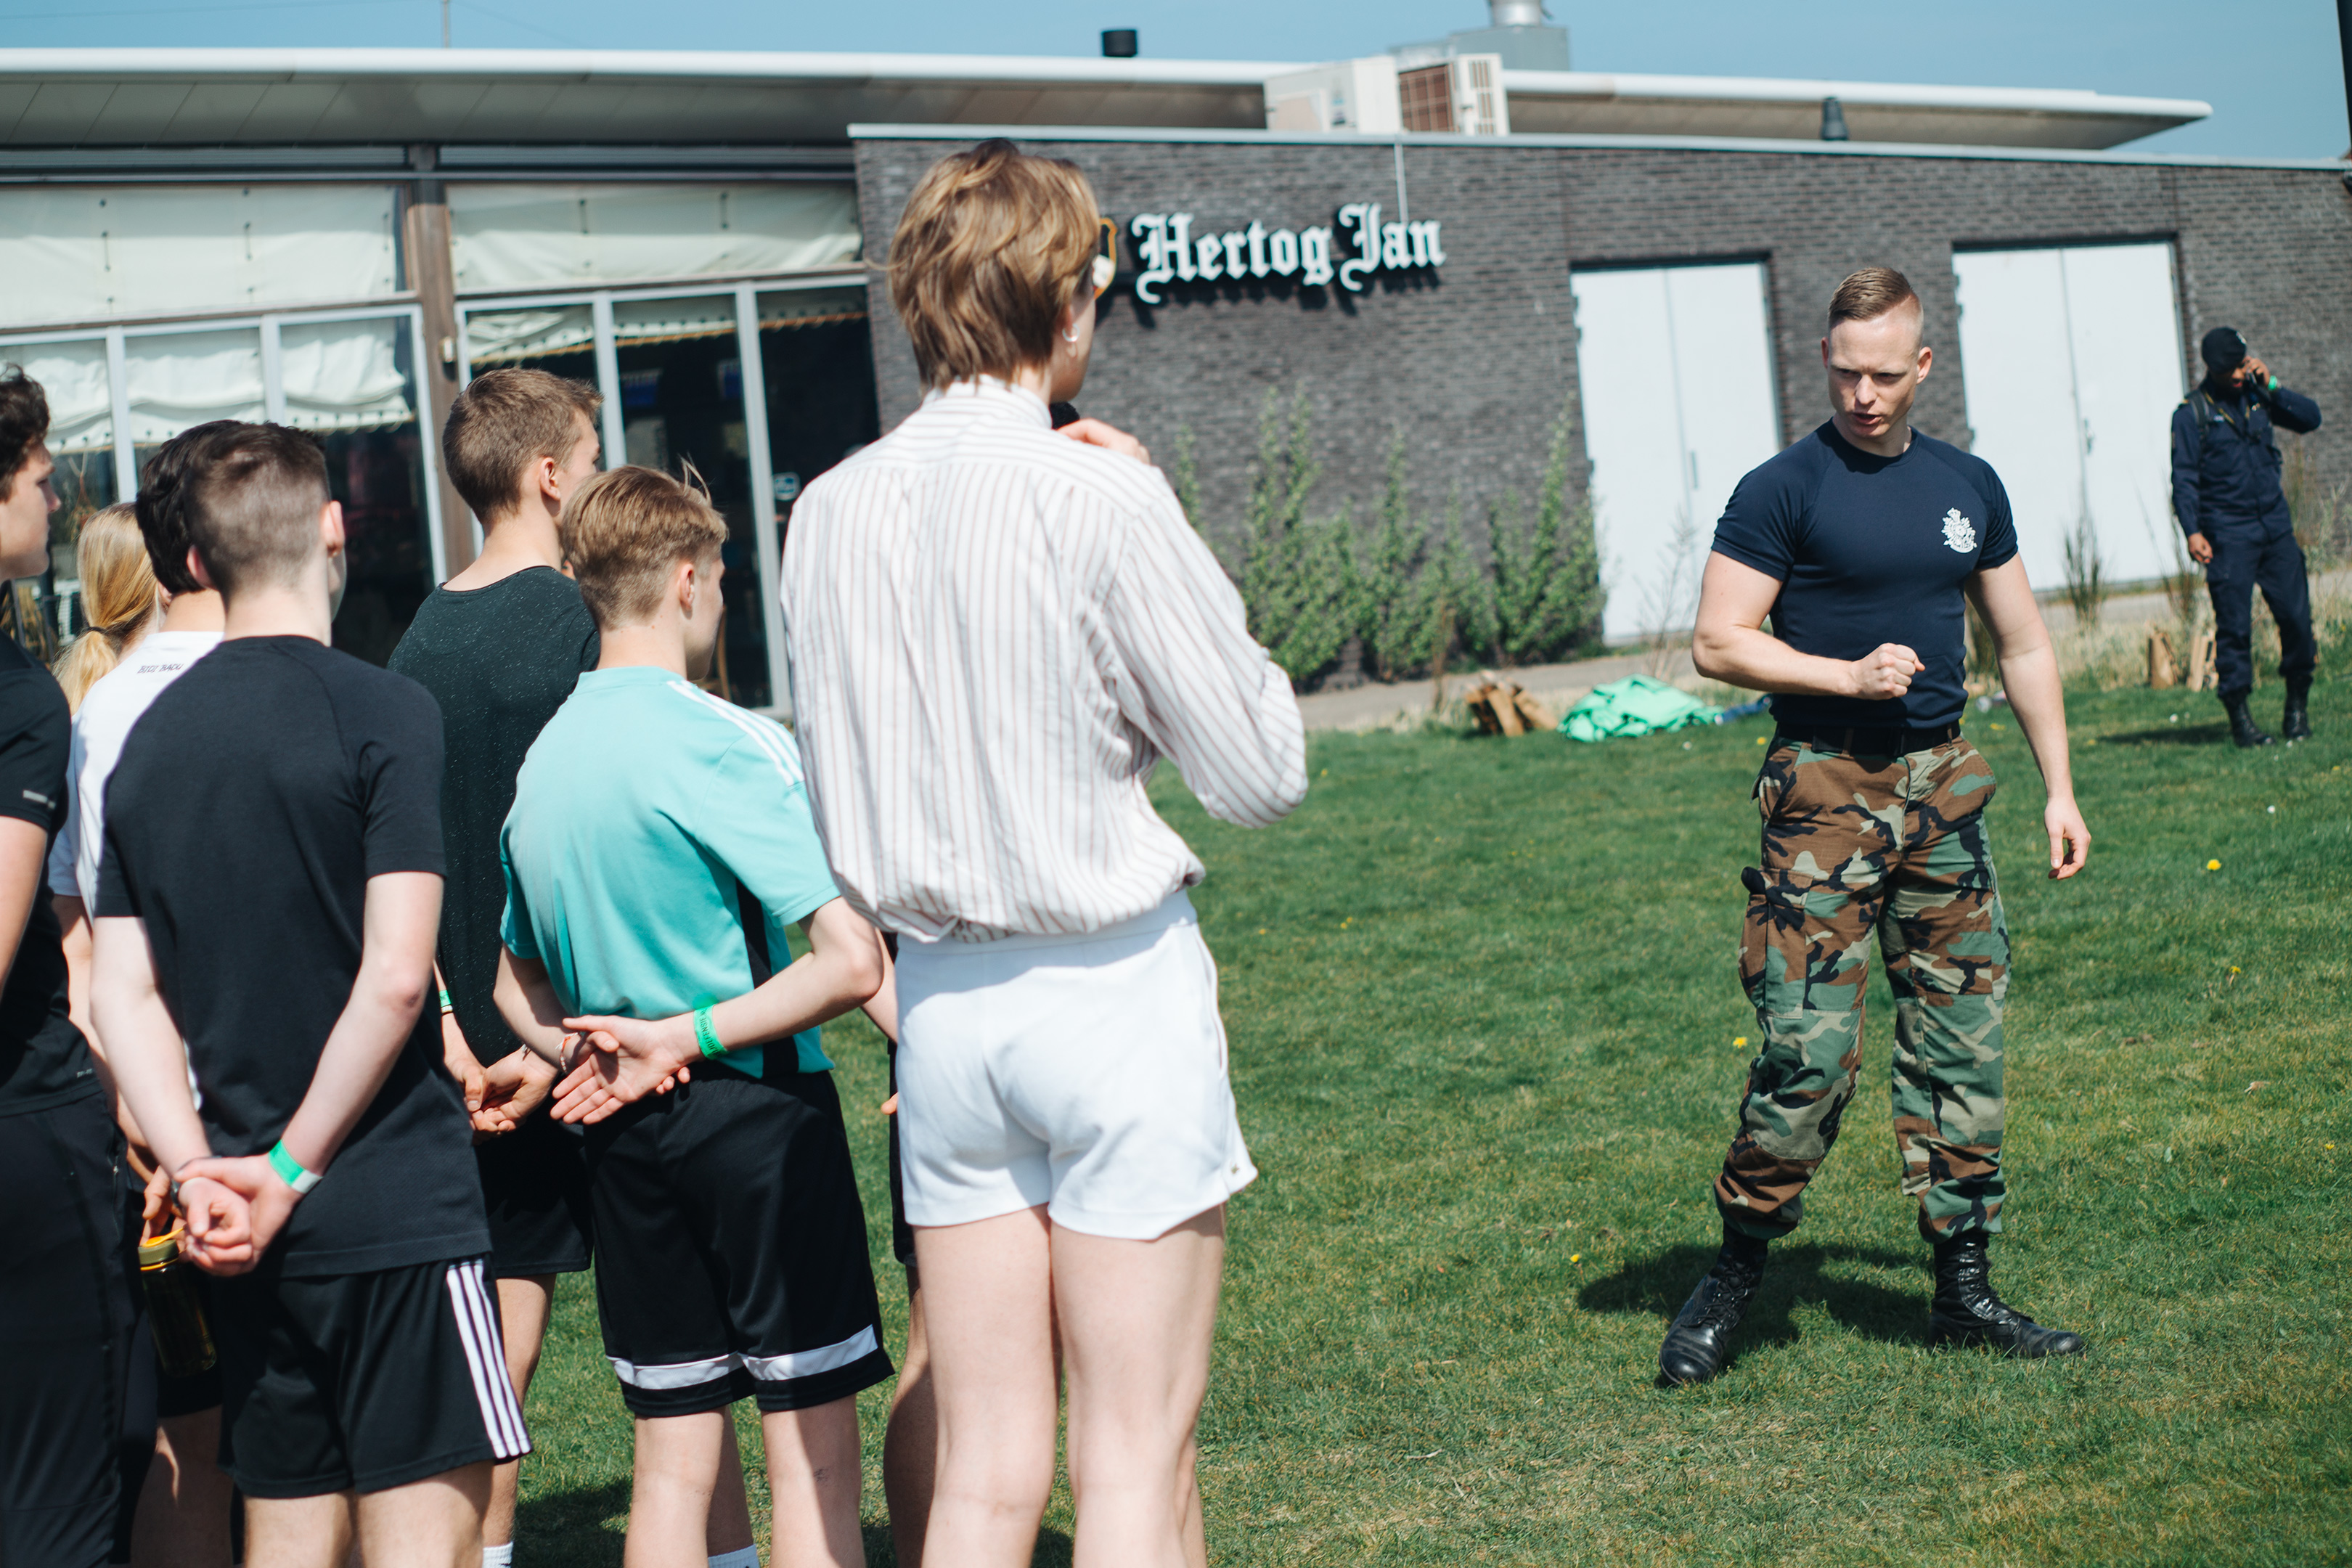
[1359,436,1426,682]
[1233,391,1358,686]
[1175,390,1601,687]
[1489,412,1603,667]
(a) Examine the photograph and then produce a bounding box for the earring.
[1061,325,1080,344]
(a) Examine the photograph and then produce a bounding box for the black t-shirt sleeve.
[94,820,135,918]
[1710,458,1805,581]
[1973,460,2020,572]
[353,672,447,879]
[575,613,601,677]
[0,668,68,837]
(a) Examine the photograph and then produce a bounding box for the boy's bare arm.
[552,897,886,1124]
[93,914,256,1273]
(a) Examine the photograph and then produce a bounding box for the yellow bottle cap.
[136,1227,184,1270]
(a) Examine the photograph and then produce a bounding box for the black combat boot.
[1658,1228,1768,1386]
[2282,679,2312,741]
[2222,691,2273,748]
[1927,1235,2085,1358]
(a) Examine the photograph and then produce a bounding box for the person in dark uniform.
[2171,326,2322,746]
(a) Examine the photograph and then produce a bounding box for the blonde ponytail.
[53,504,158,713]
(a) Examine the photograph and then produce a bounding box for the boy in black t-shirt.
[0,367,136,1568]
[94,423,525,1567]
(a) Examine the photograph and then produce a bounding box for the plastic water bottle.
[138,1228,218,1379]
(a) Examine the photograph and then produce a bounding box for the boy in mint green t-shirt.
[494,465,893,1568]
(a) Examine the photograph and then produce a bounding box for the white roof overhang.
[0,50,2208,152]
[1502,70,2208,150]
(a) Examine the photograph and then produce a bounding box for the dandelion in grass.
[2208,859,2221,870]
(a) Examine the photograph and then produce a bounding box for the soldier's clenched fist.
[1845,642,1925,701]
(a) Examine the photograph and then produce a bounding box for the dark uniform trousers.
[2206,513,2316,700]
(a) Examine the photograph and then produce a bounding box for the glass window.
[755,286,878,526]
[449,185,859,293]
[0,338,119,651]
[462,303,597,382]
[0,186,399,330]
[611,295,769,707]
[124,327,266,467]
[282,318,435,667]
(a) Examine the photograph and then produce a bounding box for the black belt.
[1773,722,1961,756]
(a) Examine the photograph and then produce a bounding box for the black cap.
[2200,326,2247,375]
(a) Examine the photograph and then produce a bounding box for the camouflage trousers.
[1714,732,2008,1242]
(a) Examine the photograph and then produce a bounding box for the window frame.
[454,266,867,715]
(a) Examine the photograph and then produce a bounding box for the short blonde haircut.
[54,504,156,712]
[1827,266,1921,332]
[559,465,729,628]
[888,138,1100,389]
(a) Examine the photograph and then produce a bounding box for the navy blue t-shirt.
[1710,421,2018,730]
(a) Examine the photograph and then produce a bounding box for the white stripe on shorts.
[444,1259,531,1460]
[611,1325,878,1392]
[738,1326,879,1383]
[608,1353,738,1391]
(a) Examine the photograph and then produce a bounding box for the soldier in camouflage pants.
[1658,266,2089,1385]
[1718,735,2008,1244]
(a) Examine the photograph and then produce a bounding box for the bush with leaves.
[1172,391,1604,687]
[1489,413,1602,666]
[1359,436,1426,681]
[1228,391,1359,685]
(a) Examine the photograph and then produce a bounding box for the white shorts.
[892,891,1258,1241]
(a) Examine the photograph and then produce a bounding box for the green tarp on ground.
[1558,674,1723,742]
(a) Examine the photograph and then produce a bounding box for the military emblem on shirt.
[1941,507,1977,552]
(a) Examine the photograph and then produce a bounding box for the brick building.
[0,36,2338,693]
[860,129,2352,642]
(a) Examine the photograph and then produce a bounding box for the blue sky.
[2,0,2344,160]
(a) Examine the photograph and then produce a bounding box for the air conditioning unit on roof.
[1398,54,1511,136]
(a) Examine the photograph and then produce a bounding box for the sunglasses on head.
[1092,217,1117,298]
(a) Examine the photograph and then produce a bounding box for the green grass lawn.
[513,677,2351,1567]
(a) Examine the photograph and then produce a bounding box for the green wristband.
[694,1005,727,1060]
[267,1140,322,1196]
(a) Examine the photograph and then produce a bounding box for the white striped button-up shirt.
[780,378,1307,942]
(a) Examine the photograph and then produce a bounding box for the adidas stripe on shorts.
[213,1255,529,1498]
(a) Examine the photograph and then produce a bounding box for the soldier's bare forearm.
[1995,642,2074,801]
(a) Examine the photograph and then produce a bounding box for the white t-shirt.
[50,631,224,903]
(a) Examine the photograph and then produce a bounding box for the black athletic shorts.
[476,1112,594,1278]
[586,1067,894,1418]
[212,1256,530,1498]
[886,1040,915,1270]
[0,1090,134,1568]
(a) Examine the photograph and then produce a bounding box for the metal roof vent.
[1491,0,1549,25]
[1101,28,1138,58]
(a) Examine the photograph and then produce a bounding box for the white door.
[1571,261,1782,642]
[1951,242,2184,592]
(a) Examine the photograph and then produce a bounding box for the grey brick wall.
[854,136,2352,555]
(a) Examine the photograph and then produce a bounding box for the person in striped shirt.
[780,139,1309,1568]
